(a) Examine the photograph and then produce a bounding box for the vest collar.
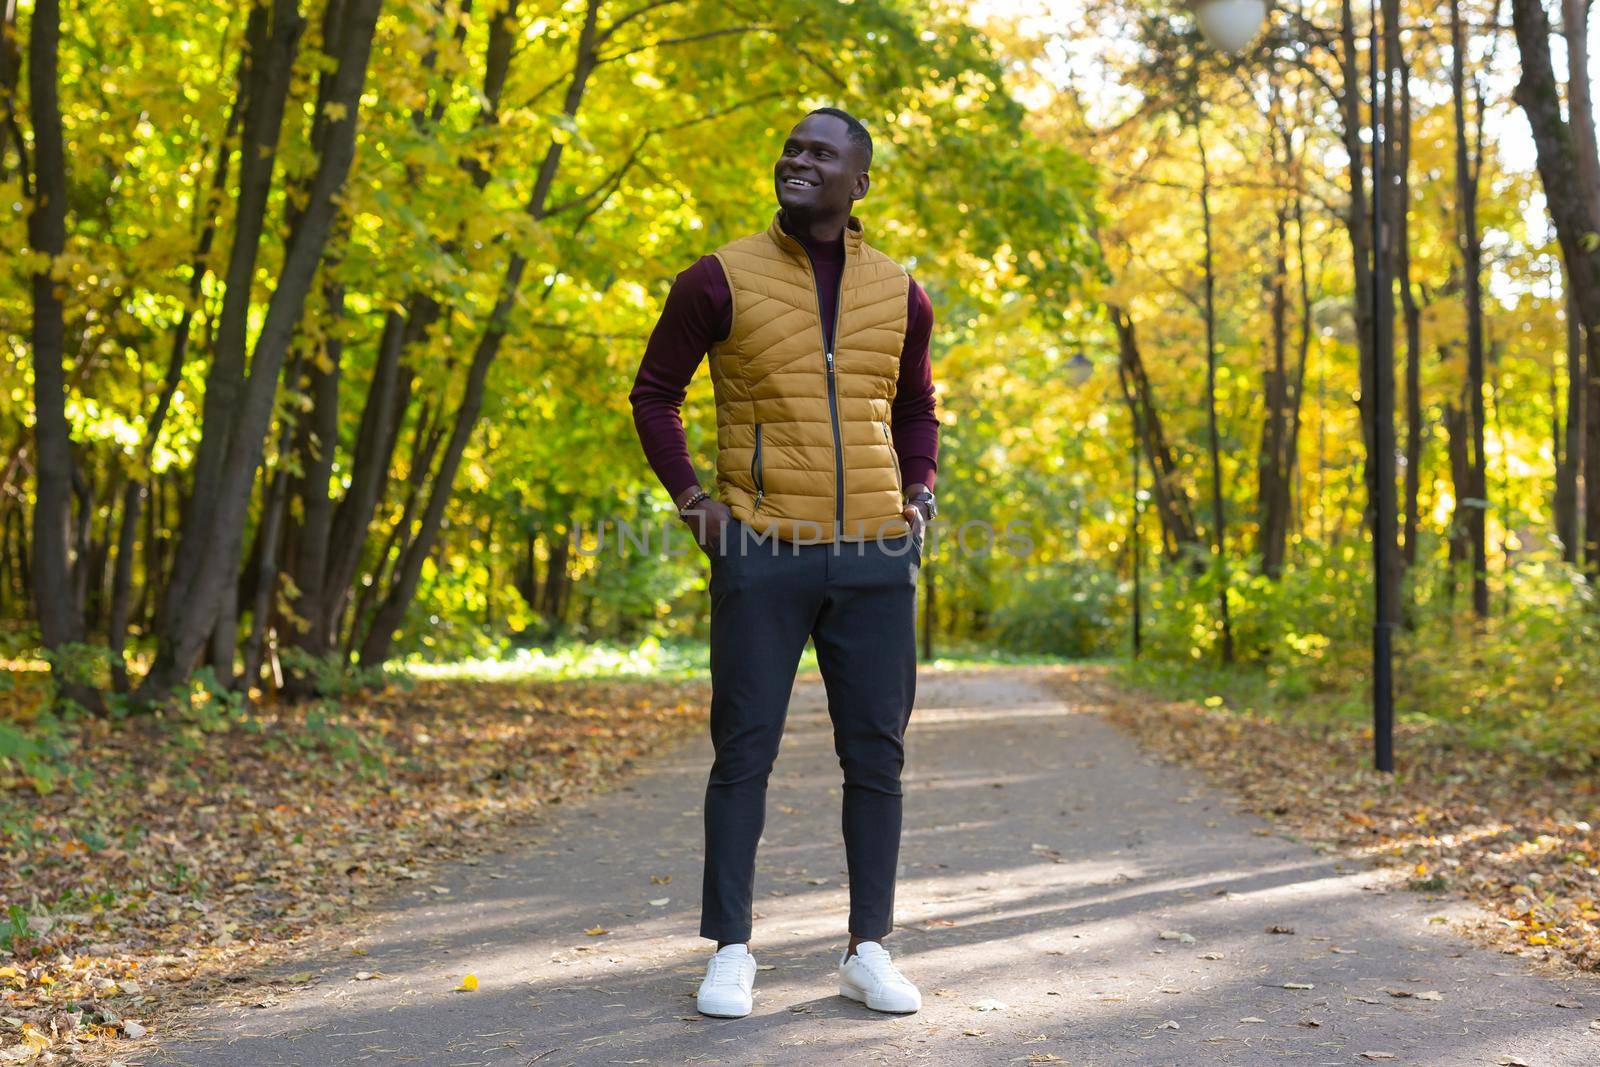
[768,209,864,260]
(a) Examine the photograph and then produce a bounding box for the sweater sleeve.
[891,277,939,491]
[628,256,732,501]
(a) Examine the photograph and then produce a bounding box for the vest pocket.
[751,423,766,510]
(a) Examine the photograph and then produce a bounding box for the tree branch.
[595,24,772,64]
[596,0,680,46]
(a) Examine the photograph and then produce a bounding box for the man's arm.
[628,256,732,505]
[891,277,938,493]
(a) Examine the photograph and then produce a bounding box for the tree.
[7,0,1098,704]
[1451,0,1491,617]
[135,0,386,704]
[1195,115,1235,662]
[24,0,97,708]
[1555,0,1595,565]
[1510,0,1600,576]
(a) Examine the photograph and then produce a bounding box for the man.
[629,107,939,1019]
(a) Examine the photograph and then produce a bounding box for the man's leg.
[700,526,824,943]
[810,534,920,943]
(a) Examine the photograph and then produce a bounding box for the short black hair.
[807,107,872,169]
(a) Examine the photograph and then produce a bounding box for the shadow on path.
[150,665,1599,1066]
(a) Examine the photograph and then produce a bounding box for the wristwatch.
[904,488,937,522]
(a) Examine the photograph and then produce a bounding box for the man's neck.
[781,209,847,249]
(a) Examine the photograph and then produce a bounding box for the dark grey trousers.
[700,518,922,944]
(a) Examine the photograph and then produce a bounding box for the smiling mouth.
[783,177,818,188]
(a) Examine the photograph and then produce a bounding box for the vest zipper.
[751,422,765,510]
[796,241,846,538]
[884,419,901,495]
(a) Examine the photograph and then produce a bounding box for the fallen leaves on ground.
[0,676,706,1063]
[1055,665,1600,978]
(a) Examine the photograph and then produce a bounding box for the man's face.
[774,114,869,218]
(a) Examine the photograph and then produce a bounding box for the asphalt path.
[150,666,1599,1066]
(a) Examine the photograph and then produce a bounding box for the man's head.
[774,108,872,221]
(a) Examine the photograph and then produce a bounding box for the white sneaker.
[696,943,756,1018]
[838,941,921,1013]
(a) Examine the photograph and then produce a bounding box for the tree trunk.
[539,528,572,639]
[208,571,238,689]
[357,329,498,666]
[108,75,246,689]
[1444,394,1471,605]
[1290,188,1313,559]
[282,268,346,687]
[239,403,301,697]
[4,506,30,616]
[513,529,538,609]
[1256,117,1308,584]
[1111,307,1202,563]
[1564,0,1600,223]
[342,403,444,659]
[1510,0,1600,575]
[1558,280,1583,562]
[1194,123,1233,663]
[921,554,935,661]
[1453,0,1490,618]
[1337,0,1399,627]
[1,0,27,191]
[317,315,424,650]
[1564,0,1599,570]
[26,0,99,709]
[1257,197,1291,578]
[295,2,511,671]
[68,465,93,625]
[357,0,606,668]
[1338,0,1374,476]
[157,0,304,643]
[137,0,385,705]
[1397,35,1423,572]
[1588,338,1600,569]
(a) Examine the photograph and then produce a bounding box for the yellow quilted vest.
[709,211,912,545]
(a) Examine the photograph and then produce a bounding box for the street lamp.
[1194,0,1268,52]
[1194,0,1395,772]
[1065,350,1095,386]
[1064,350,1142,657]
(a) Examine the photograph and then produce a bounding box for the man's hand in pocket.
[681,498,735,558]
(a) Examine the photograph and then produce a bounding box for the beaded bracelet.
[676,488,711,518]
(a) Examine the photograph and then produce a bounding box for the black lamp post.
[1364,0,1397,774]
[1195,0,1395,772]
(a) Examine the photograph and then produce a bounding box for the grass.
[402,636,712,682]
[399,635,1081,685]
[1123,609,1600,769]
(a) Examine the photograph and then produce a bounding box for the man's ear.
[851,171,871,202]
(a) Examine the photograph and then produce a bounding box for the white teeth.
[785,178,814,187]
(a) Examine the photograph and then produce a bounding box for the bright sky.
[967,0,1551,163]
[967,0,1600,300]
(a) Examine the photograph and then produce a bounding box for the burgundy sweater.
[628,217,939,502]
